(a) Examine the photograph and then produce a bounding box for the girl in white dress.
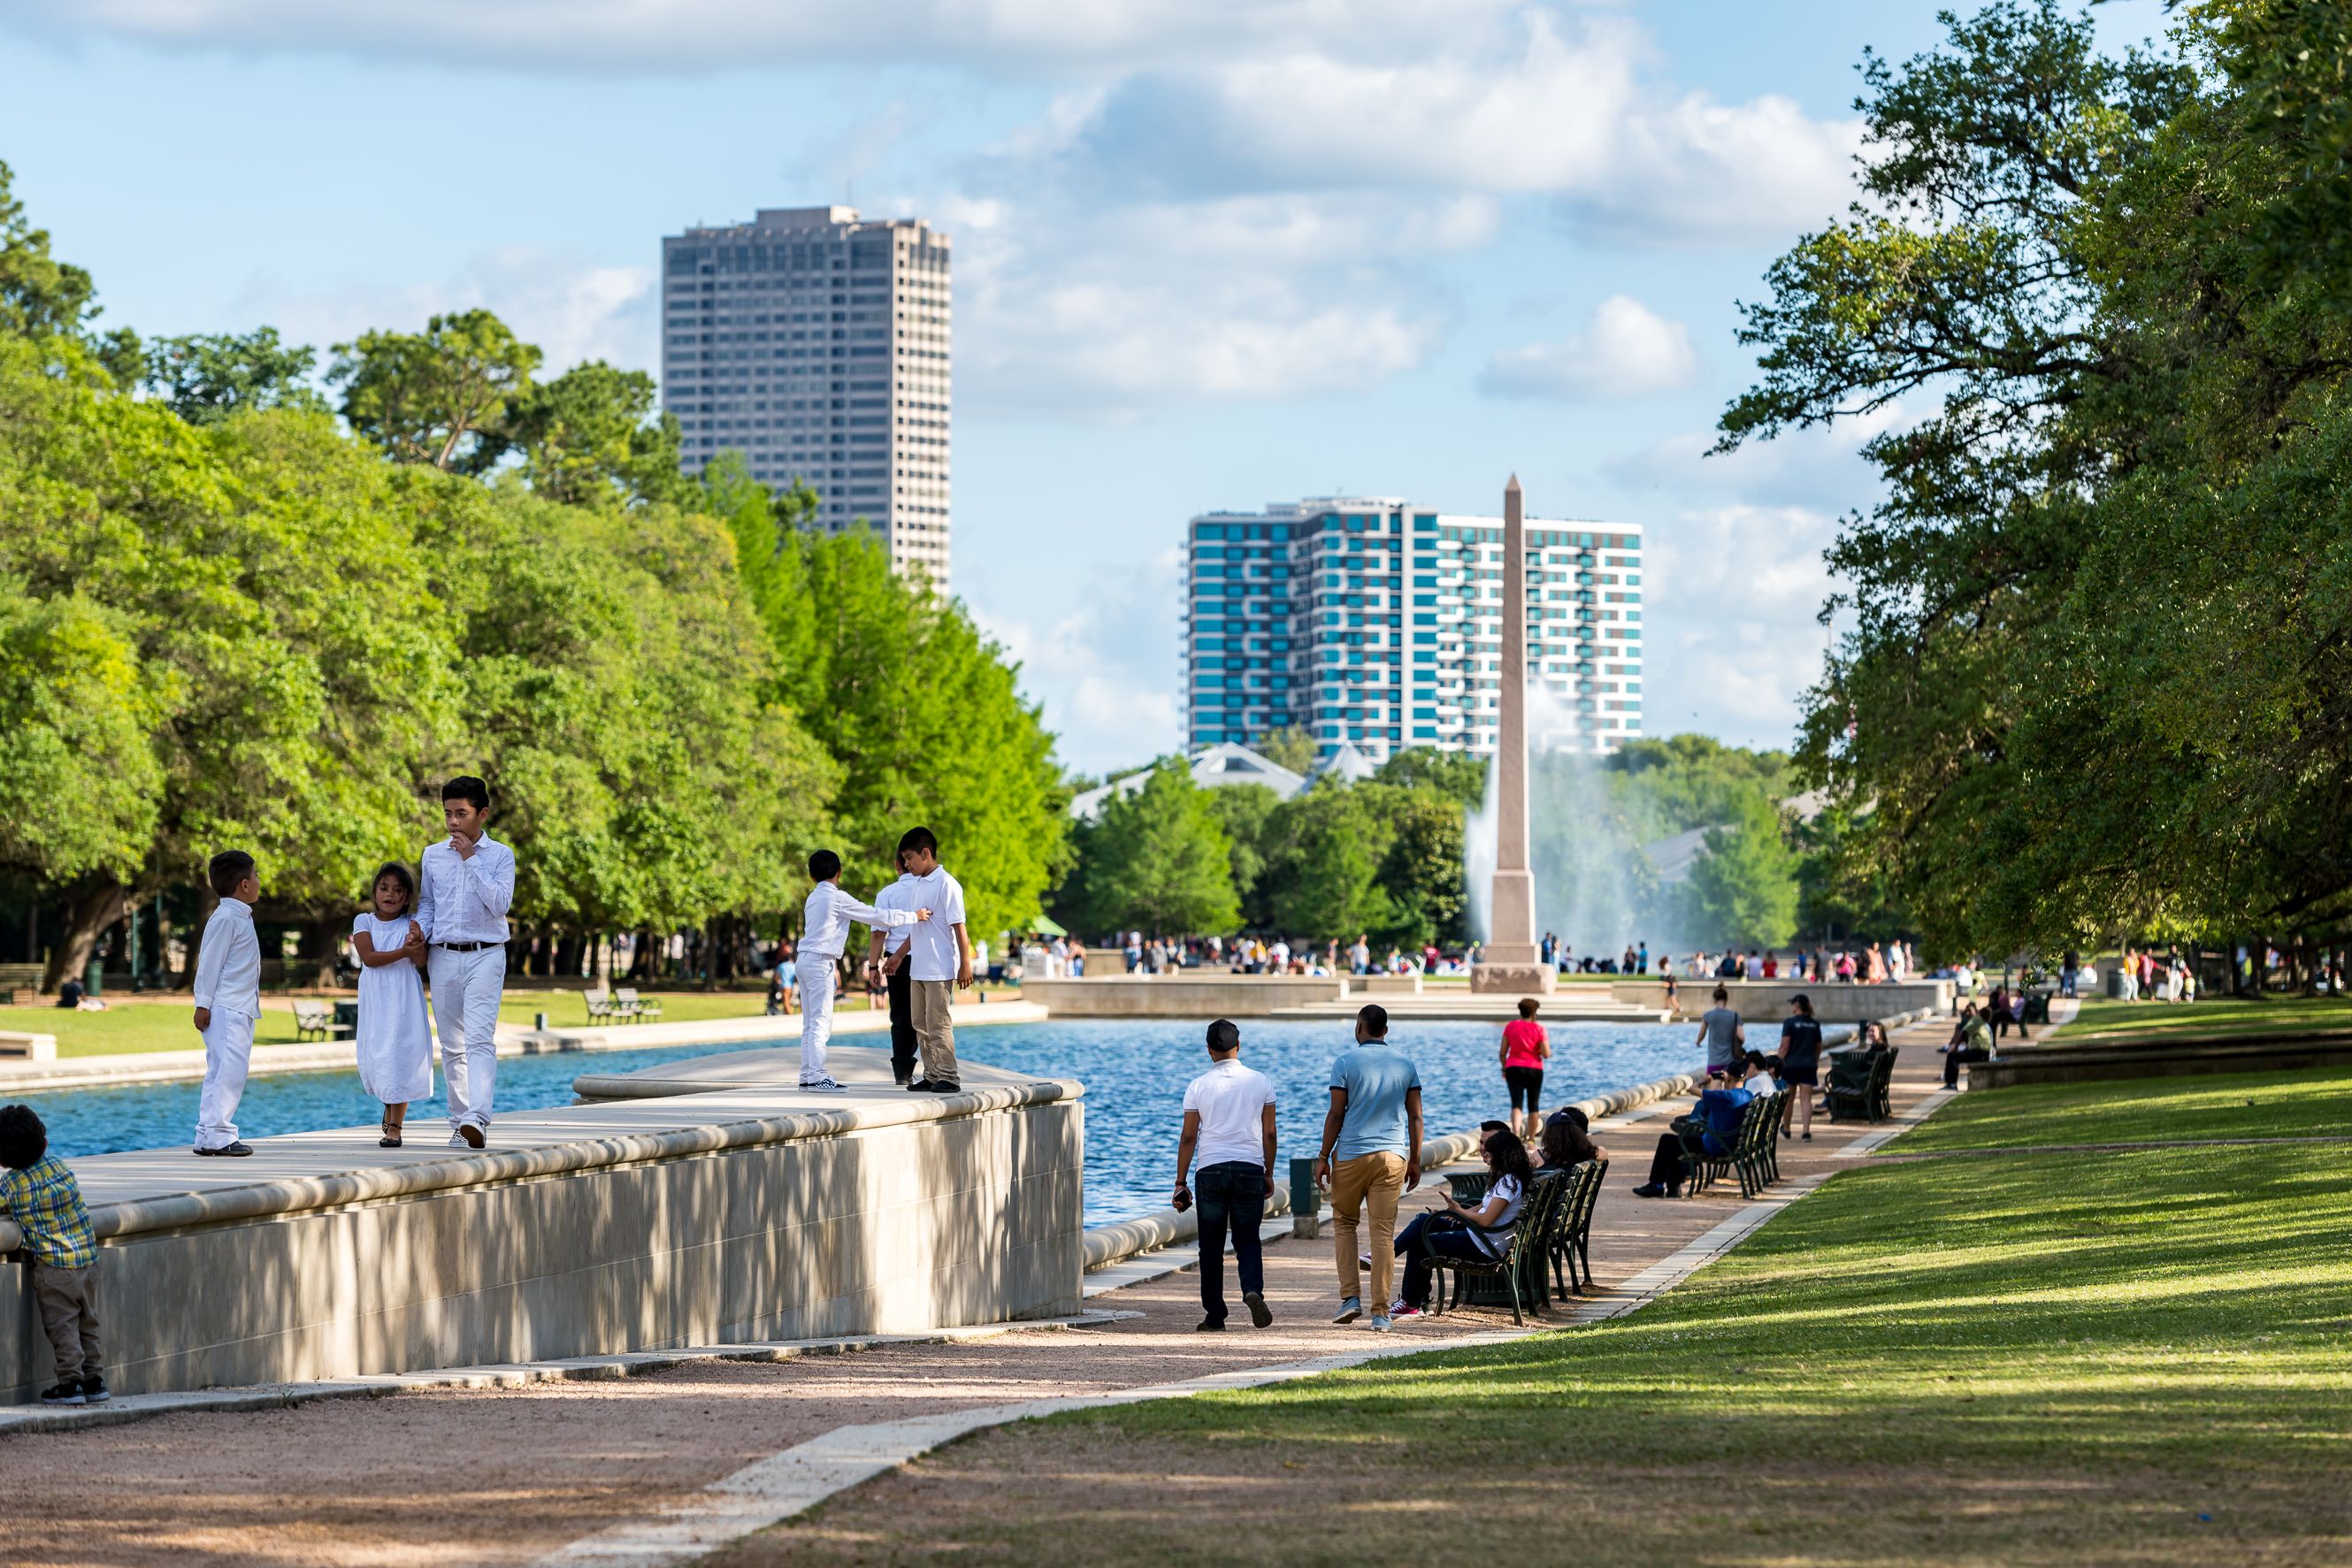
[351,861,433,1147]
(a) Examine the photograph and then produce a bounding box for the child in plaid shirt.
[0,1105,105,1405]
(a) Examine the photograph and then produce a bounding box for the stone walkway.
[0,1017,1957,1568]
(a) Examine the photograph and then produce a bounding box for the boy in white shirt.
[1174,1019,1277,1331]
[896,826,970,1094]
[191,849,264,1157]
[862,851,923,1086]
[417,776,517,1150]
[800,849,925,1090]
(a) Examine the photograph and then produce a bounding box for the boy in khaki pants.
[1312,1005,1423,1333]
[897,826,971,1094]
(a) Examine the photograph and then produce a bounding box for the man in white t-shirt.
[1175,1019,1278,1331]
[898,825,971,1092]
[1268,938,1291,973]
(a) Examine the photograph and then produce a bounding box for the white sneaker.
[800,1077,845,1092]
[447,1134,470,1148]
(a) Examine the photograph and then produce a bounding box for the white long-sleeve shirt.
[417,831,516,945]
[875,873,921,956]
[192,899,262,1017]
[801,880,918,960]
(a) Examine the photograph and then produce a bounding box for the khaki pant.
[33,1261,101,1384]
[910,979,960,1085]
[1329,1151,1407,1311]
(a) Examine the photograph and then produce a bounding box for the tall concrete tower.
[1472,475,1556,995]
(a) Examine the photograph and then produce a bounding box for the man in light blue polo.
[1312,1004,1422,1332]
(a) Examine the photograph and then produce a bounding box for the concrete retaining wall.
[0,1082,1083,1404]
[1611,978,1953,1022]
[1021,975,1346,1017]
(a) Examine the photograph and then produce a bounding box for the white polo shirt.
[905,865,967,983]
[1183,1057,1276,1170]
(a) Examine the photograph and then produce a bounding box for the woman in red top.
[1499,998,1551,1141]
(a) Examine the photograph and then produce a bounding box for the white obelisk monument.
[1471,475,1556,995]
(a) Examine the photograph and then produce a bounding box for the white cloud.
[945,193,1464,413]
[965,547,1185,775]
[1605,400,1911,510]
[4,0,1530,74]
[225,249,655,374]
[1479,294,1697,400]
[1061,11,1863,243]
[1638,503,1841,747]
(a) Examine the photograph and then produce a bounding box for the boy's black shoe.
[927,1081,962,1094]
[38,1381,84,1406]
[906,1079,933,1092]
[193,1142,253,1157]
[1195,1318,1225,1332]
[80,1377,110,1403]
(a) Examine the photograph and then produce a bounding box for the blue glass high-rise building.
[1180,496,1643,762]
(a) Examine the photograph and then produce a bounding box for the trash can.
[81,959,103,999]
[2024,994,2049,1024]
[333,1000,359,1038]
[2105,966,2127,999]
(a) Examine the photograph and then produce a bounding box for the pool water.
[22,1018,1689,1223]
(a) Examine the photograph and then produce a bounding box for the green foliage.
[0,159,139,386]
[142,328,328,425]
[1722,0,2352,953]
[330,308,540,473]
[723,504,1066,937]
[1371,746,1486,808]
[1261,783,1393,943]
[1250,724,1318,775]
[1200,782,1282,924]
[1682,793,1801,949]
[1053,765,1239,937]
[0,582,160,882]
[1372,793,1468,949]
[503,360,694,508]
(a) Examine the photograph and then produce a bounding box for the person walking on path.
[417,776,516,1150]
[798,849,925,1090]
[1776,993,1825,1141]
[897,827,971,1092]
[1173,1019,1278,1333]
[1313,1004,1422,1333]
[1498,998,1549,1142]
[863,851,923,1086]
[0,1104,107,1405]
[190,849,264,1158]
[350,861,432,1148]
[1695,985,1745,1075]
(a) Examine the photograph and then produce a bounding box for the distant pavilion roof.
[1068,743,1307,821]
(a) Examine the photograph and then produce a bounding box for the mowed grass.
[759,1079,2352,1567]
[0,1003,307,1058]
[495,990,783,1029]
[2058,994,2352,1043]
[1897,1066,2352,1151]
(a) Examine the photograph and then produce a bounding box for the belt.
[433,940,506,953]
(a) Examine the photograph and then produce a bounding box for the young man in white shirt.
[862,851,923,1086]
[801,849,924,1090]
[190,849,264,1157]
[417,776,517,1150]
[897,826,970,1093]
[1174,1019,1278,1331]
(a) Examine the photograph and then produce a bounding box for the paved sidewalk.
[0,1017,1956,1568]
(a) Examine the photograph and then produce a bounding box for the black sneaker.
[193,1142,253,1157]
[1195,1318,1226,1332]
[38,1381,84,1406]
[1245,1291,1273,1328]
[1631,1182,1668,1198]
[928,1081,962,1093]
[80,1377,109,1403]
[907,1079,933,1092]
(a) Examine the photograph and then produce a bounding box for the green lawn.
[763,1067,2352,1566]
[1896,1066,2352,1151]
[496,990,777,1029]
[0,1003,306,1058]
[2057,994,2352,1043]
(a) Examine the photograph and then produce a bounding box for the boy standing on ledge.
[799,849,926,1091]
[898,825,971,1094]
[191,849,264,1157]
[417,776,515,1150]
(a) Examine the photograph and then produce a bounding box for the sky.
[0,0,2171,777]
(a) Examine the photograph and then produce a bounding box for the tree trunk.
[41,879,128,992]
[295,916,344,991]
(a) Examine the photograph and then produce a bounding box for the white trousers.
[195,1009,257,1150]
[799,955,837,1082]
[428,945,507,1133]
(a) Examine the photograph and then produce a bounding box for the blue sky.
[2,1,2169,776]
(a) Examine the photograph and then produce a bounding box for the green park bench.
[1421,1169,1566,1326]
[1826,1046,1898,1123]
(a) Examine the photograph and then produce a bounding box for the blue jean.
[1194,1161,1268,1323]
[1394,1212,1492,1309]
